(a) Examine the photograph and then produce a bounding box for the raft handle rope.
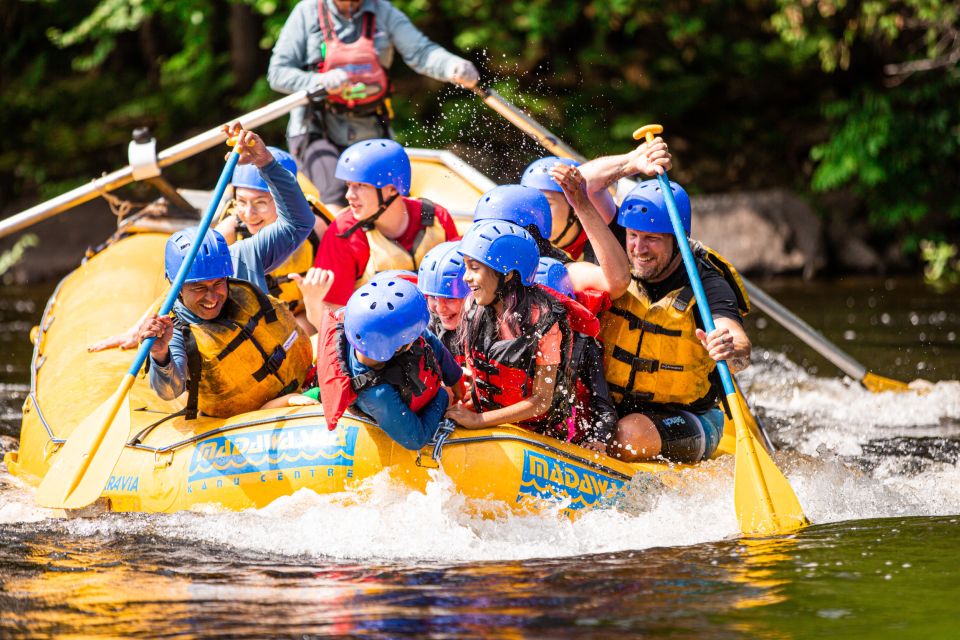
[120,408,634,482]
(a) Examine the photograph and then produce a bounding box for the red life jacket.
[540,286,607,443]
[465,286,579,432]
[559,228,589,261]
[316,312,442,430]
[317,0,389,109]
[574,287,612,319]
[539,284,601,338]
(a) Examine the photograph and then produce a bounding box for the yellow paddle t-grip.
[633,124,664,143]
[226,137,256,148]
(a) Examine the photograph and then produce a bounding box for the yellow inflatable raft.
[5,153,745,515]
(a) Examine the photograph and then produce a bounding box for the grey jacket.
[268,0,468,146]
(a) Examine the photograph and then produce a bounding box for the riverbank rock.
[692,189,826,278]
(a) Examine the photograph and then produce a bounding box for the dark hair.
[458,270,549,356]
[527,225,572,264]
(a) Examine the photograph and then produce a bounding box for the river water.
[1,277,958,638]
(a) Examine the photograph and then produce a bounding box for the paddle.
[742,282,911,392]
[633,124,809,536]
[35,145,243,510]
[469,88,915,393]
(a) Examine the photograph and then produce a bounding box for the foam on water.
[742,350,960,456]
[1,351,957,562]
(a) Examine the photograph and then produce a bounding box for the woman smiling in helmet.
[445,221,576,440]
[215,146,332,335]
[417,241,469,361]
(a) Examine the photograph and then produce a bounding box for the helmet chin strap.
[337,187,401,238]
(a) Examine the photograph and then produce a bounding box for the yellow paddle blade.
[861,371,911,393]
[35,377,134,509]
[730,396,809,536]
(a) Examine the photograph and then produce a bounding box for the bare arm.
[578,137,673,191]
[696,317,752,374]
[215,214,239,245]
[551,164,631,299]
[291,268,336,334]
[445,364,557,428]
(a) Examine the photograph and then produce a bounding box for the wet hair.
[458,270,552,356]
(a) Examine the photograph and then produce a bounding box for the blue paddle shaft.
[128,151,241,377]
[655,171,737,397]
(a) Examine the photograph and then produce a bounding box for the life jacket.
[465,286,580,434]
[574,287,612,319]
[316,312,443,431]
[599,241,750,411]
[430,318,464,364]
[560,229,589,261]
[233,217,321,315]
[317,0,389,110]
[177,279,313,418]
[264,232,319,314]
[355,198,448,289]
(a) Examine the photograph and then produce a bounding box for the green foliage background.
[2,0,958,250]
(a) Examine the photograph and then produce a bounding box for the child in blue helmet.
[472,184,571,264]
[312,138,460,309]
[520,157,613,261]
[522,139,672,264]
[445,220,580,439]
[417,241,469,361]
[535,257,616,453]
[302,272,463,449]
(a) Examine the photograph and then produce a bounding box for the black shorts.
[643,406,725,463]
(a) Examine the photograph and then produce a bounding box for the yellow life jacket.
[599,242,750,410]
[177,279,313,418]
[264,237,316,314]
[356,198,447,289]
[230,206,327,314]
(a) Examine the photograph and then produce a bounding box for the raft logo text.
[517,450,624,510]
[187,424,359,483]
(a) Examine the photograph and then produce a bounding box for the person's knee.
[609,413,661,462]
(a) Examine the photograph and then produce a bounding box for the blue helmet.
[344,277,429,362]
[335,138,411,195]
[534,257,574,299]
[369,269,418,285]
[418,241,468,299]
[520,156,580,193]
[618,179,692,235]
[458,220,539,286]
[164,227,234,283]
[232,147,298,193]
[473,184,552,239]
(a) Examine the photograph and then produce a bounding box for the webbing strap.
[608,306,683,336]
[611,345,660,374]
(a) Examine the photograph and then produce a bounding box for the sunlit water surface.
[1,277,958,638]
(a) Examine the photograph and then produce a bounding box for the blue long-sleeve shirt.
[351,329,462,450]
[149,159,313,400]
[267,0,468,140]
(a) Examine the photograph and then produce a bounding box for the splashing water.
[2,348,958,564]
